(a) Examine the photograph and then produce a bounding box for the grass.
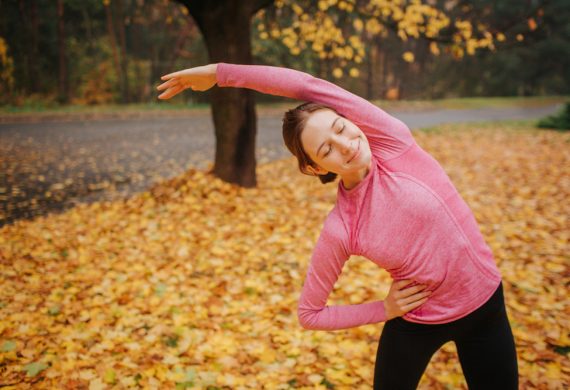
[371,95,568,112]
[0,102,212,114]
[415,118,540,134]
[0,96,567,116]
[416,118,570,139]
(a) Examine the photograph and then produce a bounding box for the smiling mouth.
[348,139,360,163]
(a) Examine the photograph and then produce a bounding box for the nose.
[339,138,355,155]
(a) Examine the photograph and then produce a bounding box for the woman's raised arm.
[215,62,415,161]
[158,62,415,161]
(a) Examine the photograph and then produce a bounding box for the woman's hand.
[157,63,218,99]
[384,279,431,320]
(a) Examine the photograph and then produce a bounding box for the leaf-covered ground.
[1,121,568,389]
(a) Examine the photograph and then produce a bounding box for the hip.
[388,281,507,335]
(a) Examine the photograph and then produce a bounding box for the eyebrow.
[316,116,341,157]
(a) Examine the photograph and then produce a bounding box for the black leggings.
[374,281,518,389]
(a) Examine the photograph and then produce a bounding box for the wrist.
[211,63,219,84]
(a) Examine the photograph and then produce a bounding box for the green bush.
[537,102,570,131]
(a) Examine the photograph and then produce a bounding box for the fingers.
[396,279,422,289]
[157,78,178,92]
[395,283,427,299]
[161,70,186,80]
[400,290,431,306]
[158,84,183,100]
[402,295,429,312]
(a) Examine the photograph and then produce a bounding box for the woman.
[157,63,519,389]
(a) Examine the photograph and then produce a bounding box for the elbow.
[297,308,312,329]
[297,307,320,330]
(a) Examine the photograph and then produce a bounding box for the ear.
[306,165,328,176]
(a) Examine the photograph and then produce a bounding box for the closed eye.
[323,123,345,157]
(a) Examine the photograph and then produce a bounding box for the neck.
[341,160,372,190]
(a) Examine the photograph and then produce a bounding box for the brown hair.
[282,102,339,184]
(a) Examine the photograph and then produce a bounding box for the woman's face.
[300,108,372,177]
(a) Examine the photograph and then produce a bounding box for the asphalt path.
[0,103,563,227]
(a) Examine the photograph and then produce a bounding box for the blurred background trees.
[1,0,567,107]
[2,0,567,187]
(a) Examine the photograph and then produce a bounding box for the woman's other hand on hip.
[384,279,431,320]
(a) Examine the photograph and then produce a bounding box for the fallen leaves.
[0,121,568,389]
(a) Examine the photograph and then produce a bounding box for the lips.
[348,139,360,163]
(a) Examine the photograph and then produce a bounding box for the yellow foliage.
[0,123,569,388]
[402,51,415,62]
[292,3,303,15]
[528,18,537,31]
[365,18,382,35]
[466,40,477,55]
[429,41,440,55]
[353,18,364,32]
[451,45,464,59]
[0,36,14,94]
[349,68,359,77]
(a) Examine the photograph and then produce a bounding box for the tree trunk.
[105,1,122,103]
[30,0,39,92]
[57,0,68,103]
[378,40,387,98]
[180,0,273,188]
[366,34,376,100]
[18,0,40,93]
[81,6,94,51]
[114,0,129,103]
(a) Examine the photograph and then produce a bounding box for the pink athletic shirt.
[216,62,503,330]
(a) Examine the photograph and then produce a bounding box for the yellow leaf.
[332,68,343,78]
[429,42,440,55]
[528,18,537,31]
[308,373,324,384]
[353,18,363,32]
[402,51,415,62]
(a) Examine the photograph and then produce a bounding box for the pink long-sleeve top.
[216,62,503,330]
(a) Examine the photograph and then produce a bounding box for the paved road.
[0,103,563,227]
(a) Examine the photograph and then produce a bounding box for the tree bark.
[366,33,376,100]
[18,0,40,93]
[114,0,129,103]
[105,1,122,104]
[178,0,274,188]
[57,0,68,103]
[378,40,387,98]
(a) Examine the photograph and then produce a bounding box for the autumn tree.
[172,0,272,188]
